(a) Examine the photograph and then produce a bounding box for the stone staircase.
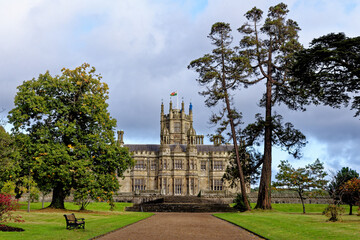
[125,196,237,212]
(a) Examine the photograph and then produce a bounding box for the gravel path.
[97,213,263,240]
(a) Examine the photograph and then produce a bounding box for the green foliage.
[273,159,328,213]
[233,193,251,212]
[242,113,307,159]
[223,143,261,187]
[1,181,16,196]
[291,33,360,117]
[328,167,359,215]
[340,178,360,215]
[8,63,133,209]
[323,204,345,222]
[0,127,19,191]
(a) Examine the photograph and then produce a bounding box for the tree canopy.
[273,159,328,214]
[8,63,133,209]
[290,32,360,118]
[340,178,360,214]
[328,167,359,215]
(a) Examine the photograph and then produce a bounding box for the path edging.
[212,214,268,240]
[89,213,155,240]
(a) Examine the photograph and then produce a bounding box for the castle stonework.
[118,101,250,196]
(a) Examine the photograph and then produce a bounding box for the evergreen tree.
[188,22,252,211]
[290,32,360,118]
[237,3,305,209]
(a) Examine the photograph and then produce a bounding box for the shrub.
[0,193,23,223]
[233,193,251,212]
[322,204,344,222]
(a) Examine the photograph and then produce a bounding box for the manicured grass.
[215,204,359,240]
[263,203,351,213]
[1,202,153,240]
[18,201,133,212]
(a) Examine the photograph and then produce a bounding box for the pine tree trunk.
[223,90,251,211]
[255,58,273,210]
[49,184,66,209]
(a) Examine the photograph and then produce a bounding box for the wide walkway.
[97,213,263,240]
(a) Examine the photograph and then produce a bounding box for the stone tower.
[160,100,203,145]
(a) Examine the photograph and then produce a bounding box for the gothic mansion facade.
[118,101,249,196]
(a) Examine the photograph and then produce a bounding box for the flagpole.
[177,93,179,109]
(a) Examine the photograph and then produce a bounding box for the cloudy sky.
[1,0,359,180]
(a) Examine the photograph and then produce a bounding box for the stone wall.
[248,192,332,204]
[19,191,333,205]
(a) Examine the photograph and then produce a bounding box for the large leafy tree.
[340,178,360,214]
[328,167,359,215]
[273,159,328,214]
[290,33,360,117]
[188,22,252,211]
[8,63,133,209]
[237,3,305,209]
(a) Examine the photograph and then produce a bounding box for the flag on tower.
[170,91,177,96]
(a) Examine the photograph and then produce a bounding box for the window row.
[134,159,224,171]
[134,159,156,170]
[133,178,223,192]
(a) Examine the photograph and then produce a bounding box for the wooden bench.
[64,213,85,229]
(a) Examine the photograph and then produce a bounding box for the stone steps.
[125,196,237,213]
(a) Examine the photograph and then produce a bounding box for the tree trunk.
[299,192,306,214]
[27,184,31,213]
[42,193,45,209]
[349,204,353,215]
[255,72,273,210]
[49,184,66,209]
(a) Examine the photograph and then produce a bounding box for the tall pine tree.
[188,22,252,211]
[238,3,305,209]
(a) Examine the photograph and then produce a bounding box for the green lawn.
[0,202,153,240]
[215,204,360,240]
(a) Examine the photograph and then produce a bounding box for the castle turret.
[117,130,124,147]
[161,101,164,116]
[187,123,196,145]
[189,102,193,121]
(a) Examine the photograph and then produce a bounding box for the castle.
[118,101,249,196]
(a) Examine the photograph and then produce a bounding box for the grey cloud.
[0,0,359,176]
